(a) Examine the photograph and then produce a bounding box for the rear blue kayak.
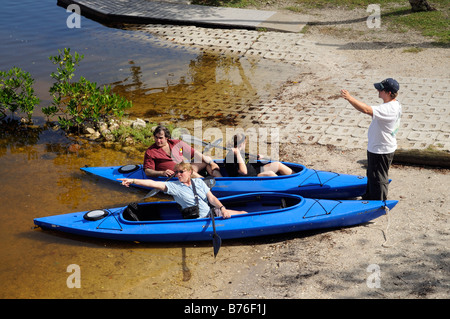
[34,192,397,242]
[80,160,368,199]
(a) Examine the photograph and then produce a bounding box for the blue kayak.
[34,192,397,242]
[80,160,369,199]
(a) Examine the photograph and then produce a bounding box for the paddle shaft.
[182,134,262,160]
[210,209,221,258]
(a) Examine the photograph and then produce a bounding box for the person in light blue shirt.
[164,175,211,218]
[119,162,246,219]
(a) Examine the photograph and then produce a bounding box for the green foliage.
[43,48,133,131]
[0,67,40,121]
[111,123,156,147]
[303,0,449,44]
[111,122,176,149]
[385,5,450,44]
[195,0,449,44]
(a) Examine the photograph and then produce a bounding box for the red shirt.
[143,139,195,171]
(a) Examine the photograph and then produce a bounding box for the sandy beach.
[160,145,449,299]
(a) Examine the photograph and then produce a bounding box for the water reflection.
[112,51,292,128]
[0,119,44,158]
[0,0,200,114]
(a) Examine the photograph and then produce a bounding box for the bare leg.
[259,162,293,176]
[190,162,205,178]
[206,164,222,177]
[227,209,247,216]
[258,170,277,177]
[191,162,222,178]
[215,208,247,217]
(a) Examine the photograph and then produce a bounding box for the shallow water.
[0,0,300,298]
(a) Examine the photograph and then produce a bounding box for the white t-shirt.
[165,178,211,218]
[368,100,402,154]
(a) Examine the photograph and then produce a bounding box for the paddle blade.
[213,234,222,258]
[181,134,206,146]
[203,177,216,189]
[143,174,175,199]
[204,138,223,152]
[143,189,159,199]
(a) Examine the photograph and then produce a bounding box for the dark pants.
[363,151,395,201]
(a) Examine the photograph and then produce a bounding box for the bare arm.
[233,148,248,175]
[192,149,221,171]
[340,89,373,116]
[206,191,231,219]
[118,178,167,192]
[145,168,174,178]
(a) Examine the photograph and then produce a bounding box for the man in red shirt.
[144,125,222,178]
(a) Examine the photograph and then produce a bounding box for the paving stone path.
[132,24,450,153]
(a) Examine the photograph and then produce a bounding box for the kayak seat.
[123,203,140,221]
[122,203,163,221]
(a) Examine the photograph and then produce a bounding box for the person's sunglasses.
[175,170,186,174]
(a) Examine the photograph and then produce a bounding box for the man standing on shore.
[340,78,402,200]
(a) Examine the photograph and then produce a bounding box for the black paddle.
[143,168,221,257]
[210,208,221,258]
[204,138,223,153]
[202,177,221,258]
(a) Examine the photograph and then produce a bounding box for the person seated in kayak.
[119,163,246,219]
[225,133,293,177]
[143,125,222,178]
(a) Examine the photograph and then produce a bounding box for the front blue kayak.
[34,192,398,242]
[80,160,368,199]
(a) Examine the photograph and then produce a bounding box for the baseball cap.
[374,78,399,93]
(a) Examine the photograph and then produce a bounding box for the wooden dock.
[58,0,307,32]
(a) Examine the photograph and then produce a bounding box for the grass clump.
[193,0,449,44]
[110,121,176,150]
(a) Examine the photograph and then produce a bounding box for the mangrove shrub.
[43,48,132,131]
[0,67,40,121]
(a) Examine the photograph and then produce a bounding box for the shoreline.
[115,5,448,299]
[1,1,448,300]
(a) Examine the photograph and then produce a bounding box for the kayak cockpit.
[121,194,302,222]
